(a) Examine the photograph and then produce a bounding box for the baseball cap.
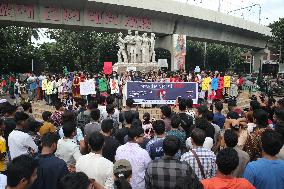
[113,159,132,175]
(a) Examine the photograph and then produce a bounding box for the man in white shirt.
[55,122,82,168]
[76,132,114,189]
[8,112,38,159]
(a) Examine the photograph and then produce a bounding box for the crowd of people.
[0,79,284,189]
[0,70,246,108]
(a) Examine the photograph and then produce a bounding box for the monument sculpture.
[114,30,158,73]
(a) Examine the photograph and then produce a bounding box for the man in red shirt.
[202,148,255,189]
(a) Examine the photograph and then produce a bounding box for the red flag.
[104,62,112,75]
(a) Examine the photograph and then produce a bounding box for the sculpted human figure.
[124,30,136,63]
[117,32,128,63]
[134,31,143,63]
[141,33,150,63]
[149,33,156,63]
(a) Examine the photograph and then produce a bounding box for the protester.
[101,119,120,163]
[8,112,38,159]
[84,109,101,143]
[55,122,82,169]
[181,128,217,180]
[115,111,133,145]
[39,111,56,136]
[213,102,226,129]
[76,132,114,189]
[113,160,132,189]
[146,120,165,160]
[31,133,69,189]
[224,129,249,177]
[146,135,201,189]
[0,119,6,175]
[142,112,153,139]
[244,130,284,189]
[6,155,38,189]
[50,102,64,127]
[167,114,186,147]
[76,100,95,131]
[59,172,104,189]
[160,105,172,132]
[178,99,194,138]
[115,127,151,189]
[22,102,35,121]
[202,148,255,189]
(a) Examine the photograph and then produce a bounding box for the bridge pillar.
[252,48,270,73]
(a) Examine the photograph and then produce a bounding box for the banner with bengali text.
[126,82,198,104]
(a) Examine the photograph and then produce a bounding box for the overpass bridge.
[0,0,272,71]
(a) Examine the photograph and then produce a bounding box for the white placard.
[158,59,168,68]
[80,80,96,95]
[110,79,119,94]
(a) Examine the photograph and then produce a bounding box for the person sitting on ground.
[181,128,217,180]
[167,114,186,149]
[178,99,194,138]
[84,109,101,143]
[55,122,82,170]
[101,119,120,163]
[146,120,166,160]
[213,102,226,129]
[50,102,64,127]
[8,112,38,159]
[160,105,172,132]
[146,135,202,189]
[115,111,133,145]
[224,129,250,178]
[202,148,255,189]
[6,155,38,189]
[77,101,97,131]
[113,159,132,189]
[244,130,284,189]
[39,111,56,136]
[243,109,269,161]
[186,98,196,124]
[22,102,36,121]
[142,112,153,139]
[76,132,114,189]
[31,133,69,189]
[115,127,151,189]
[58,111,85,152]
[59,172,105,189]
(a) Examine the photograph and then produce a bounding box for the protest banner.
[224,76,231,88]
[104,62,112,74]
[110,79,119,94]
[125,82,198,104]
[42,79,47,91]
[80,80,96,95]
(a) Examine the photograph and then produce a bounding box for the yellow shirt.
[39,122,57,136]
[0,136,6,172]
[224,76,231,88]
[202,77,211,91]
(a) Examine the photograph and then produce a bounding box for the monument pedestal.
[113,62,159,74]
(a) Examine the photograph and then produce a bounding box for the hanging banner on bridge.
[125,82,198,104]
[173,34,186,71]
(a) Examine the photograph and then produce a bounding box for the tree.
[270,18,284,63]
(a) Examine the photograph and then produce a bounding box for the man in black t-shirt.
[101,119,120,162]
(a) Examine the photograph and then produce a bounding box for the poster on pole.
[80,80,96,95]
[110,79,119,94]
[125,82,198,104]
[173,34,186,71]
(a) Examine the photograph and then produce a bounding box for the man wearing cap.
[113,160,132,188]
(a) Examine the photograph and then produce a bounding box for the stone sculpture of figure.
[124,30,136,63]
[134,31,143,63]
[117,32,128,63]
[149,33,156,63]
[142,33,150,63]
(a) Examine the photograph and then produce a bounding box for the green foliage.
[270,18,284,63]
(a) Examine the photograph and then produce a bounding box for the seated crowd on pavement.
[0,91,284,189]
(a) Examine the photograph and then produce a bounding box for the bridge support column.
[252,48,270,73]
[156,34,187,71]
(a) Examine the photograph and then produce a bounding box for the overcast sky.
[34,0,284,45]
[175,0,284,25]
